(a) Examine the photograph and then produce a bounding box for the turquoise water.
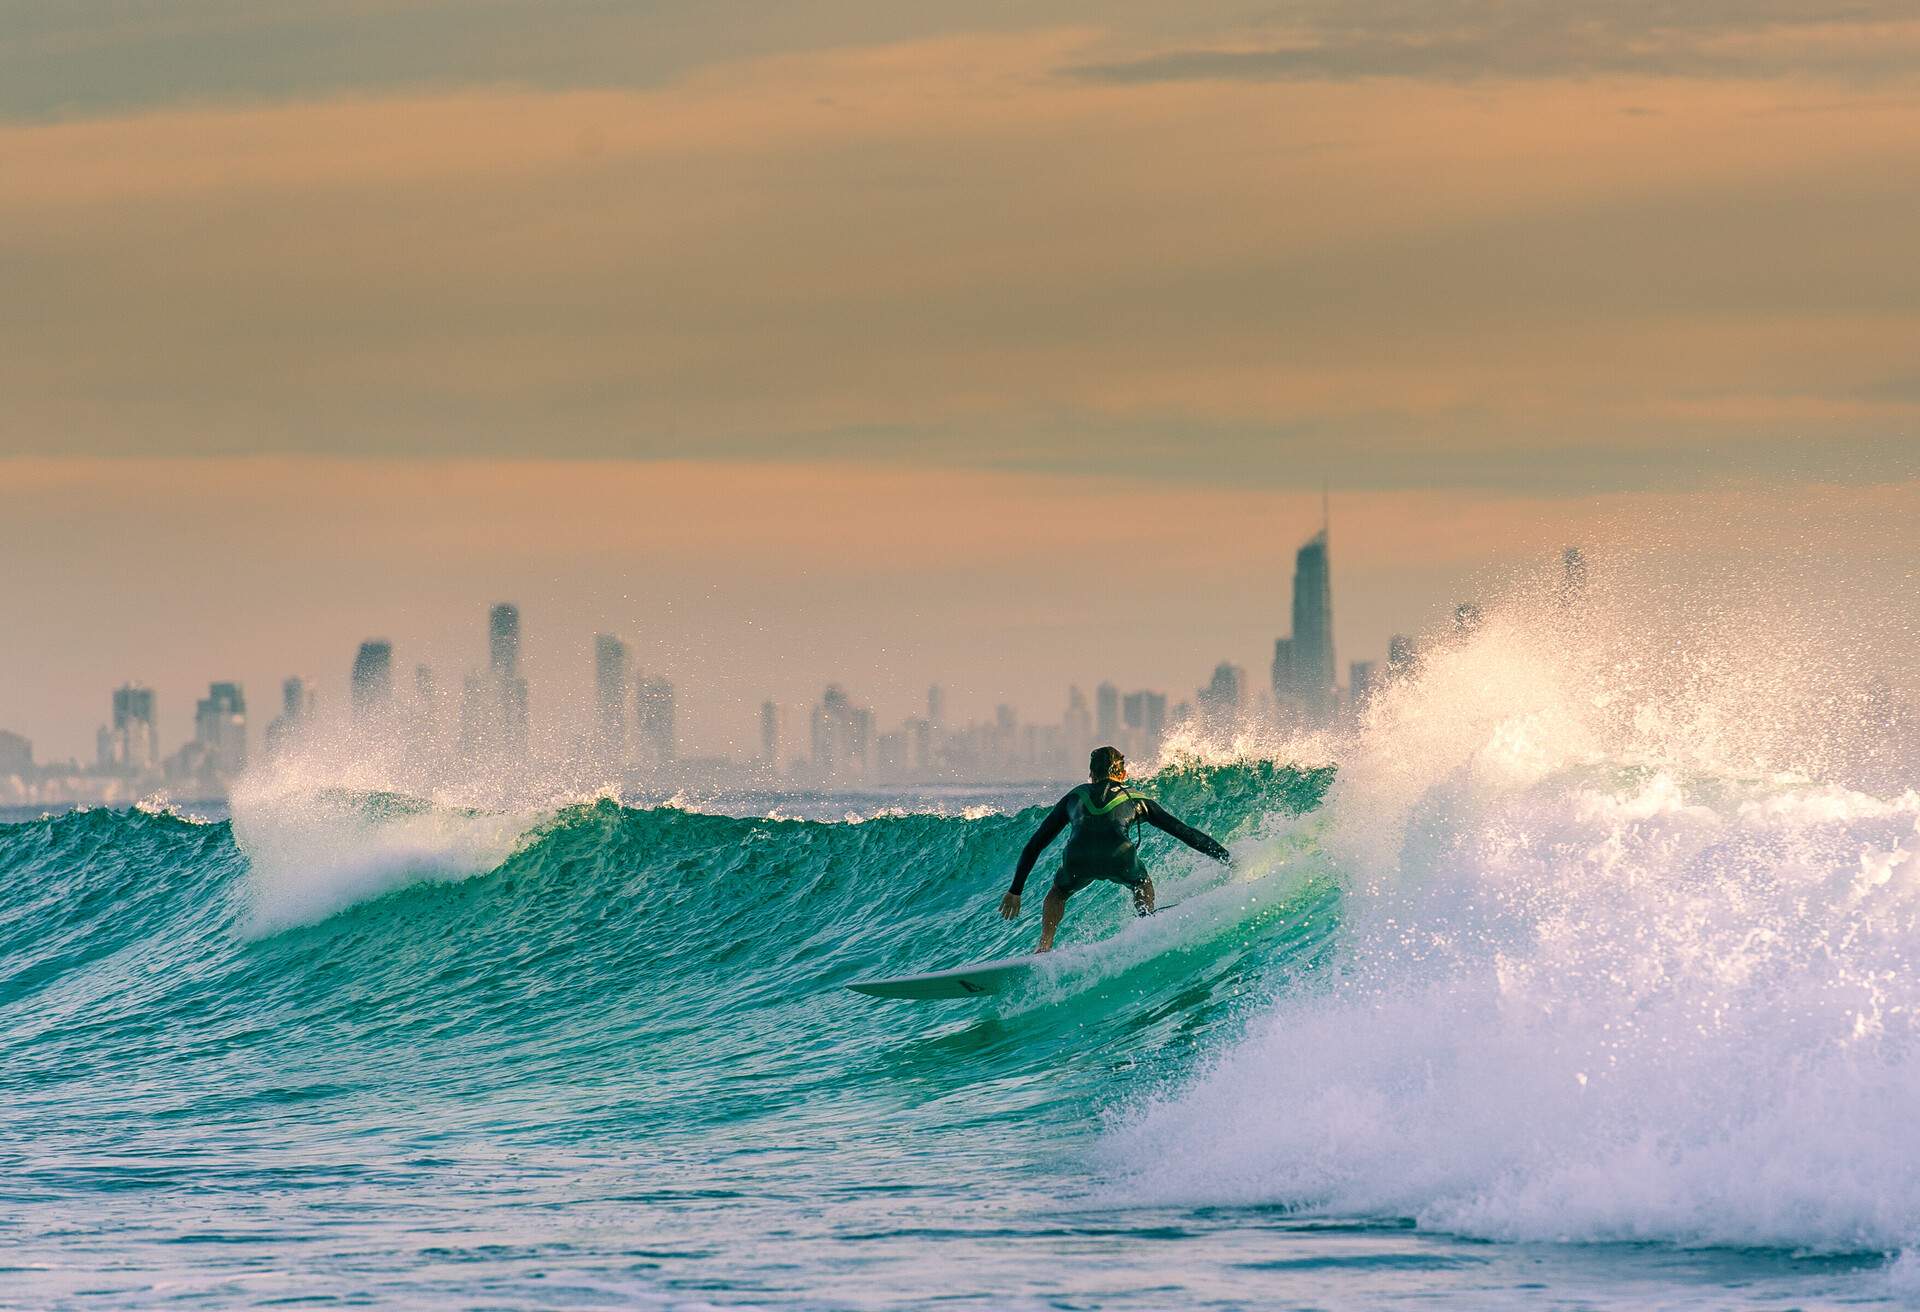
[5,741,1918,1307]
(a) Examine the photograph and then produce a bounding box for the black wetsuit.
[1008,780,1230,905]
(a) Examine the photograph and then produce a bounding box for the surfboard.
[845,901,1180,1000]
[844,953,1046,999]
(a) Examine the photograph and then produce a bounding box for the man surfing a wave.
[999,746,1231,953]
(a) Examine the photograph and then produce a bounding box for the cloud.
[1069,7,1920,85]
[1,29,1916,486]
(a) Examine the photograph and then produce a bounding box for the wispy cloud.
[1069,6,1920,85]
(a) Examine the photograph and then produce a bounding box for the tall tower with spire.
[1273,488,1336,725]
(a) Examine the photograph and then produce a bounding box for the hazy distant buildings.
[1197,661,1246,727]
[1122,690,1167,757]
[96,685,158,772]
[489,604,530,759]
[191,682,247,779]
[636,676,676,767]
[350,641,393,726]
[760,700,779,766]
[101,684,159,772]
[0,730,31,778]
[810,684,872,778]
[927,685,945,727]
[265,676,314,755]
[1272,529,1335,724]
[1063,686,1092,752]
[595,634,630,760]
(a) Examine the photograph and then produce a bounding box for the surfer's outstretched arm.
[1000,796,1071,919]
[1139,801,1232,865]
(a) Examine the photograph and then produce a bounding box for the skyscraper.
[194,682,247,778]
[811,684,876,778]
[265,676,313,755]
[594,634,630,759]
[1197,661,1245,726]
[489,603,520,678]
[1063,686,1092,752]
[636,676,676,768]
[0,730,30,778]
[107,684,159,770]
[488,603,529,758]
[350,640,394,725]
[927,685,945,727]
[1270,637,1294,710]
[1122,690,1167,757]
[1289,530,1335,723]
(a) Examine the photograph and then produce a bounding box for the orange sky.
[1,6,1915,758]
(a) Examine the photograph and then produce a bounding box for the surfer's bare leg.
[1036,890,1067,953]
[1132,878,1156,917]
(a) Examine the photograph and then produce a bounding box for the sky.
[2,1,1916,761]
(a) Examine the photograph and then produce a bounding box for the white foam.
[1104,558,1920,1257]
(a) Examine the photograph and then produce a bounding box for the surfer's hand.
[999,892,1021,920]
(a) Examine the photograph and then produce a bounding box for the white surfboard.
[845,952,1050,999]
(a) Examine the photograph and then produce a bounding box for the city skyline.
[18,463,1910,777]
[2,520,1456,800]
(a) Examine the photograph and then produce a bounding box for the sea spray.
[1103,556,1920,1258]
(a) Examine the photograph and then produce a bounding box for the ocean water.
[6,588,1920,1309]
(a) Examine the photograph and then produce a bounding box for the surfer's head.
[1089,746,1126,782]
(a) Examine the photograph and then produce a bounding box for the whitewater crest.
[1106,555,1920,1258]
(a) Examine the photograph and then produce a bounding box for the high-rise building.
[760,700,779,766]
[106,684,159,770]
[1270,638,1294,711]
[636,676,676,768]
[488,604,529,758]
[811,684,873,778]
[1197,662,1245,725]
[1289,530,1335,723]
[1122,690,1167,757]
[194,682,247,778]
[0,730,31,777]
[489,603,520,678]
[350,640,394,725]
[265,676,313,755]
[594,634,630,759]
[1063,686,1092,753]
[927,685,945,727]
[1095,682,1120,744]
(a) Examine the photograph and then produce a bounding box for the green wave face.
[0,764,1338,1199]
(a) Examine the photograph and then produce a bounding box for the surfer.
[999,746,1231,952]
